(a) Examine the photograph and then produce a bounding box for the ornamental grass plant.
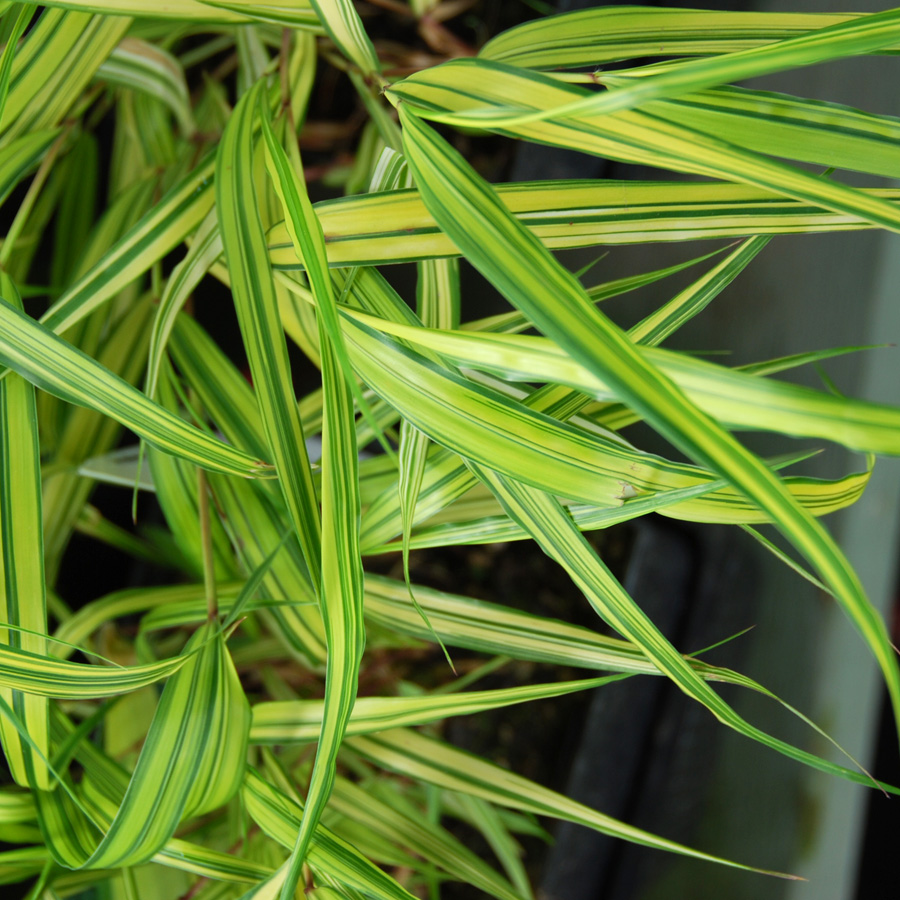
[0,2,899,898]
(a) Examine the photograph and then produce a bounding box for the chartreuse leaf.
[343,308,869,531]
[1,8,129,145]
[0,5,32,128]
[19,0,319,28]
[209,475,328,666]
[469,245,729,336]
[217,78,322,588]
[362,573,752,675]
[97,37,194,137]
[447,793,532,900]
[256,88,366,900]
[0,642,186,698]
[70,568,770,691]
[362,455,868,550]
[257,572,879,793]
[148,370,236,580]
[250,674,627,743]
[470,462,894,790]
[242,768,419,900]
[388,61,900,235]
[307,0,380,76]
[0,846,45,885]
[0,790,34,825]
[327,774,524,900]
[267,180,900,270]
[396,254,459,661]
[35,155,215,340]
[0,130,58,208]
[49,130,98,288]
[0,272,49,789]
[646,85,900,180]
[628,235,769,346]
[260,92,374,442]
[52,582,239,659]
[494,236,769,437]
[43,708,269,886]
[351,729,795,879]
[168,316,329,665]
[43,294,157,584]
[0,300,268,478]
[348,308,900,455]
[424,11,900,127]
[145,207,220,402]
[479,7,874,68]
[36,621,249,869]
[397,108,900,742]
[339,255,817,554]
[198,0,320,28]
[169,314,269,462]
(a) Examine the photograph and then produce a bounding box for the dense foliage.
[0,3,899,899]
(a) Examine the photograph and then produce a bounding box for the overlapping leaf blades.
[0,4,898,899]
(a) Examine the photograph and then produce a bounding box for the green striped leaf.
[364,568,694,671]
[388,61,900,235]
[0,5,33,128]
[0,846,46,885]
[0,272,49,789]
[479,7,875,68]
[42,292,156,583]
[258,96,367,900]
[397,106,900,748]
[267,181,900,270]
[467,462,883,789]
[198,0,320,28]
[217,78,322,588]
[0,299,269,478]
[399,258,459,655]
[36,622,249,868]
[628,235,769,346]
[148,374,236,580]
[362,457,867,552]
[208,475,328,667]
[327,774,524,900]
[308,0,379,76]
[242,768,419,900]
[169,314,269,463]
[20,0,319,27]
[97,37,193,136]
[348,308,900,455]
[41,707,266,885]
[470,246,729,336]
[646,84,900,180]
[430,12,900,127]
[343,309,868,528]
[260,96,372,443]
[1,9,129,144]
[0,130,58,208]
[168,317,327,665]
[250,674,627,743]
[145,207,220,402]
[37,155,214,339]
[52,582,239,659]
[0,643,186,698]
[351,729,793,878]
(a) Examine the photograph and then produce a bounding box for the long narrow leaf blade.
[0,299,268,478]
[397,106,900,746]
[217,78,322,587]
[0,272,49,789]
